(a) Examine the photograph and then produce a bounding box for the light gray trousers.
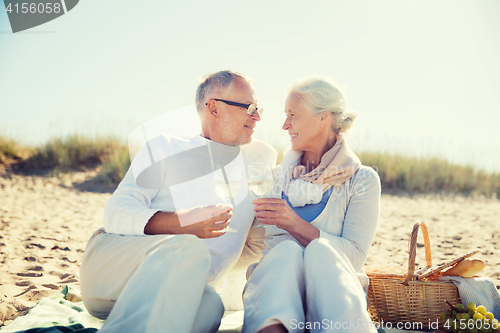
[80,230,224,333]
[242,239,376,333]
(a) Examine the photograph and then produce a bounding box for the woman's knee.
[269,240,303,260]
[252,240,304,281]
[304,238,341,259]
[304,238,343,269]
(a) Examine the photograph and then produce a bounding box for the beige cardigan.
[247,164,381,279]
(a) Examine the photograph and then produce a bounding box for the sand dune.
[1,169,499,327]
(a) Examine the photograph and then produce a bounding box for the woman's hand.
[252,198,320,246]
[252,198,301,231]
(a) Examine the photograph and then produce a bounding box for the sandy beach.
[1,169,499,327]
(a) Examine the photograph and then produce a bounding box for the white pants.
[80,231,224,333]
[242,239,377,333]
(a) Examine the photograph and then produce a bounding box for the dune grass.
[98,144,130,184]
[1,134,499,197]
[0,135,25,163]
[358,151,500,197]
[24,135,118,169]
[10,135,131,185]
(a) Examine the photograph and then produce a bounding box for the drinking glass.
[247,162,275,228]
[213,165,242,232]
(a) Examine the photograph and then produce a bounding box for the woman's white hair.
[287,76,357,133]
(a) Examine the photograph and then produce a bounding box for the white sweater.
[262,165,381,273]
[102,134,277,287]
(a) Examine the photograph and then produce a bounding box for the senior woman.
[242,77,380,333]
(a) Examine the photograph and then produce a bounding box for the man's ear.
[206,100,218,116]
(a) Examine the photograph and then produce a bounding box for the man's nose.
[251,111,261,121]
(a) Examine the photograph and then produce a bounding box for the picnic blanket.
[0,286,103,333]
[0,286,243,333]
[0,285,436,333]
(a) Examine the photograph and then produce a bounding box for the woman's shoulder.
[355,165,380,178]
[350,165,381,189]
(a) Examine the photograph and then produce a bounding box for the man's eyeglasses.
[206,99,263,117]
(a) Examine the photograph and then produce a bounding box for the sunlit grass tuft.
[358,151,500,198]
[0,135,25,163]
[23,135,122,170]
[99,145,130,185]
[17,135,131,184]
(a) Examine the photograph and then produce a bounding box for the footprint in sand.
[26,266,43,271]
[41,284,60,290]
[25,243,46,250]
[16,272,43,277]
[15,281,34,287]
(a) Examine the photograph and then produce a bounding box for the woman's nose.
[282,117,290,130]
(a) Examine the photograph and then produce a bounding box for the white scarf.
[276,134,361,207]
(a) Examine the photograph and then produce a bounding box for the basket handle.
[403,221,432,285]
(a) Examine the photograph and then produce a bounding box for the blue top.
[282,187,334,223]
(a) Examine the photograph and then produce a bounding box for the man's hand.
[177,204,233,238]
[144,204,233,238]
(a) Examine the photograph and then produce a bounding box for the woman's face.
[282,93,328,152]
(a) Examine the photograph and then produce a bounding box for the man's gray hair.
[195,70,251,112]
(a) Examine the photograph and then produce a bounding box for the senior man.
[80,70,277,333]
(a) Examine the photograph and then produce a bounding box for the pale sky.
[0,0,499,170]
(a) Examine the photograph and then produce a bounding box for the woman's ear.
[320,112,331,121]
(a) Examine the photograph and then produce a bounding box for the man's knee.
[82,297,114,320]
[191,286,224,333]
[176,234,210,254]
[202,286,224,316]
[146,234,210,261]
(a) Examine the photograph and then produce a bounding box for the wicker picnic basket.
[365,221,478,328]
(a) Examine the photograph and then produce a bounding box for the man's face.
[210,77,260,146]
